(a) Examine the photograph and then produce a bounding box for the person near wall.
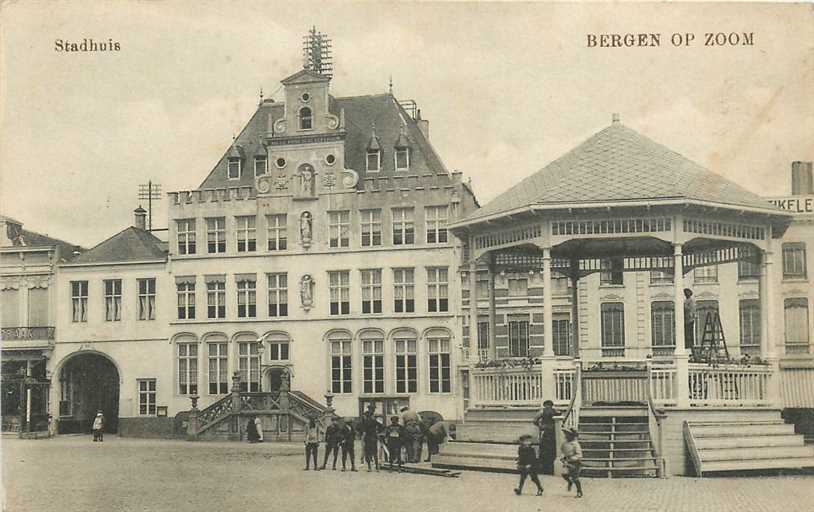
[339,418,358,472]
[533,400,560,474]
[303,417,321,471]
[320,416,342,470]
[255,416,264,443]
[246,415,260,443]
[684,288,697,352]
[400,406,422,463]
[91,411,104,442]
[360,407,382,471]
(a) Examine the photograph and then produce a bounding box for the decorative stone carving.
[0,275,50,290]
[341,169,359,189]
[274,173,288,191]
[300,274,315,311]
[322,172,337,191]
[325,114,340,130]
[299,211,313,248]
[256,175,272,194]
[273,118,287,135]
[297,165,316,197]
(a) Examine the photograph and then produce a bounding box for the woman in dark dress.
[246,415,260,443]
[533,400,559,474]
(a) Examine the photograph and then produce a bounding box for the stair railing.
[646,357,668,478]
[561,358,581,431]
[682,420,703,477]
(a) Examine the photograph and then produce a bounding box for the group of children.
[515,427,583,498]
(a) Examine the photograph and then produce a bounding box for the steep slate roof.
[463,121,781,224]
[197,93,449,190]
[71,226,167,264]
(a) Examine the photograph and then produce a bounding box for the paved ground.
[3,436,814,512]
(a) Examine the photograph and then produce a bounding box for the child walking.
[514,434,543,496]
[560,428,583,498]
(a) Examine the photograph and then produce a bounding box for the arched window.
[175,333,199,396]
[299,107,313,130]
[360,329,385,394]
[392,329,418,393]
[426,329,451,393]
[203,333,228,395]
[234,332,260,392]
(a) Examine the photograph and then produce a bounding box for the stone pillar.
[468,245,479,361]
[541,248,556,404]
[760,244,781,406]
[231,371,243,412]
[487,256,497,361]
[187,395,200,441]
[569,259,581,358]
[673,244,690,407]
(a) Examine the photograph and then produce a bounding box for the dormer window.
[299,107,313,130]
[395,147,410,172]
[254,156,267,177]
[366,150,381,172]
[227,158,241,180]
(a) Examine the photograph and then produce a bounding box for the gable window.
[236,276,257,318]
[71,281,88,322]
[361,269,382,314]
[329,333,352,394]
[177,343,198,395]
[236,216,256,252]
[267,273,288,317]
[394,337,417,393]
[738,258,761,280]
[366,150,381,172]
[176,219,196,255]
[651,301,675,352]
[206,217,226,253]
[329,211,350,248]
[600,259,624,285]
[227,158,241,180]
[137,278,156,321]
[395,147,410,172]
[176,279,195,320]
[694,265,718,284]
[299,107,312,130]
[206,278,226,319]
[329,271,350,315]
[104,279,122,322]
[428,336,451,393]
[739,299,761,355]
[508,319,530,357]
[207,341,228,395]
[427,267,449,312]
[783,243,807,279]
[254,156,267,177]
[508,277,528,297]
[784,298,810,354]
[237,341,261,392]
[392,207,415,245]
[425,206,448,244]
[360,209,382,247]
[362,336,385,394]
[393,268,415,313]
[267,214,287,251]
[601,303,625,356]
[138,379,157,415]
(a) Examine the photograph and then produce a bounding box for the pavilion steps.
[684,415,814,476]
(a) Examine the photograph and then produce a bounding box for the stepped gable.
[71,226,167,264]
[464,121,779,223]
[196,93,448,191]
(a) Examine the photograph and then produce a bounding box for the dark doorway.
[268,367,283,392]
[58,353,119,434]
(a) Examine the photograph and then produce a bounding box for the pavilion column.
[759,243,781,406]
[468,250,479,363]
[487,256,497,362]
[673,243,690,407]
[570,260,580,358]
[541,248,556,404]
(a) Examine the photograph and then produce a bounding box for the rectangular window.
[553,318,571,356]
[137,278,156,321]
[366,150,380,172]
[427,267,449,312]
[784,298,810,353]
[738,258,761,280]
[362,338,385,394]
[425,206,448,244]
[361,269,382,314]
[208,343,228,395]
[783,243,807,279]
[360,209,382,247]
[394,338,417,393]
[694,265,718,284]
[206,217,226,253]
[238,342,260,392]
[392,208,415,246]
[266,214,287,251]
[508,278,528,297]
[236,216,257,252]
[476,278,489,299]
[267,273,288,317]
[138,379,157,416]
[176,219,196,255]
[477,321,489,350]
[329,211,350,248]
[739,299,761,352]
[649,271,673,285]
[236,279,257,318]
[104,279,122,322]
[600,259,624,285]
[329,271,350,315]
[428,337,451,393]
[330,337,352,394]
[508,320,529,357]
[601,303,625,355]
[206,280,226,319]
[227,158,241,179]
[71,281,88,322]
[651,301,675,348]
[269,341,290,362]
[177,343,198,395]
[395,147,410,171]
[176,281,195,320]
[393,268,415,313]
[254,156,267,177]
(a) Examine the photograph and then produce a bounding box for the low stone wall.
[118,417,176,438]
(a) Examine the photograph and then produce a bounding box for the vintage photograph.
[1,1,813,511]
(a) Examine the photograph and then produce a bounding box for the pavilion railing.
[688,363,772,407]
[470,366,543,407]
[649,363,678,406]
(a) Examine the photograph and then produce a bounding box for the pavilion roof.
[460,120,786,225]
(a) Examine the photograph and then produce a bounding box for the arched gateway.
[57,352,120,434]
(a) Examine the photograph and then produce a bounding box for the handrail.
[561,359,581,428]
[646,359,668,478]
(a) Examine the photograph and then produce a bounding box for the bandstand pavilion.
[443,116,814,477]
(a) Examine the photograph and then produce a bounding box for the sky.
[1,1,812,247]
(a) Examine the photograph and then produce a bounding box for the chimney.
[134,206,147,230]
[416,109,429,141]
[791,161,813,195]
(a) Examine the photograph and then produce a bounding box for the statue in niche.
[300,211,313,247]
[299,166,315,196]
[280,367,291,391]
[300,274,315,310]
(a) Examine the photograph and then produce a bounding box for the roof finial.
[370,121,377,137]
[612,113,620,124]
[259,87,264,105]
[388,75,393,95]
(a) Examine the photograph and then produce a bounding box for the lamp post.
[257,342,266,392]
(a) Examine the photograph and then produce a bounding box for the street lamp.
[256,341,265,392]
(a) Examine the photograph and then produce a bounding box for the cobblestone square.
[3,437,813,512]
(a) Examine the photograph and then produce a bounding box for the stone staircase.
[578,406,658,478]
[684,416,814,476]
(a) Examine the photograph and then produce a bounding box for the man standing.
[359,407,382,471]
[400,406,422,463]
[339,418,357,472]
[684,288,697,352]
[320,417,342,470]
